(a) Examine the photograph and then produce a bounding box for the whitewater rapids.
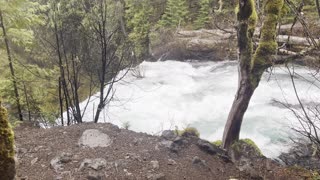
[77,60,319,158]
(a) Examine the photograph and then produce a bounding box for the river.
[78,60,320,158]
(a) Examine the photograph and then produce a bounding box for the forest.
[1,0,320,179]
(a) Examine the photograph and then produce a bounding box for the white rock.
[78,129,112,148]
[150,160,159,170]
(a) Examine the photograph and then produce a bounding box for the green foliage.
[0,101,15,179]
[0,0,44,50]
[122,121,131,130]
[125,0,153,59]
[158,0,189,28]
[0,57,60,123]
[194,0,212,29]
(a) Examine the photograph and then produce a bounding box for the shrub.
[122,121,131,130]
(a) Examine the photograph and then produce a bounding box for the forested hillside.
[1,0,320,179]
[1,0,319,125]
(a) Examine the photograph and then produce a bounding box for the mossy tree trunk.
[0,102,15,180]
[222,0,284,149]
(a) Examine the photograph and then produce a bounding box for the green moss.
[241,138,262,155]
[0,101,15,179]
[248,0,258,33]
[211,140,222,146]
[253,0,284,71]
[232,138,263,156]
[177,127,200,137]
[265,0,284,14]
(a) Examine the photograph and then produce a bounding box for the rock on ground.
[78,129,112,148]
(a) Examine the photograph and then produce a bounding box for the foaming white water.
[77,60,319,158]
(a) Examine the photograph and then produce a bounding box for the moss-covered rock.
[229,138,264,161]
[0,101,15,180]
[177,127,200,137]
[211,140,222,147]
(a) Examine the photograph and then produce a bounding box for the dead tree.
[89,0,134,123]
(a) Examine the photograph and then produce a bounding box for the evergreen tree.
[125,0,153,59]
[194,0,212,29]
[158,0,189,28]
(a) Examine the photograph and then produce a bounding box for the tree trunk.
[223,78,256,148]
[94,0,107,123]
[316,0,320,19]
[0,10,24,121]
[22,82,31,121]
[222,0,283,149]
[71,54,82,123]
[58,77,64,126]
[53,4,71,125]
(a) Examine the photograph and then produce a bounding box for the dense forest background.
[0,0,319,125]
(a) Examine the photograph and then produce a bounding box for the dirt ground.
[12,122,316,180]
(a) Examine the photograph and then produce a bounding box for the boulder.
[197,139,225,155]
[279,143,320,170]
[161,130,176,141]
[79,129,112,148]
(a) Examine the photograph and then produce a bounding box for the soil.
[12,122,317,180]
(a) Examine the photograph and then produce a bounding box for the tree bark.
[0,10,24,121]
[222,0,283,149]
[58,77,64,126]
[53,8,71,125]
[223,79,255,148]
[94,0,108,123]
